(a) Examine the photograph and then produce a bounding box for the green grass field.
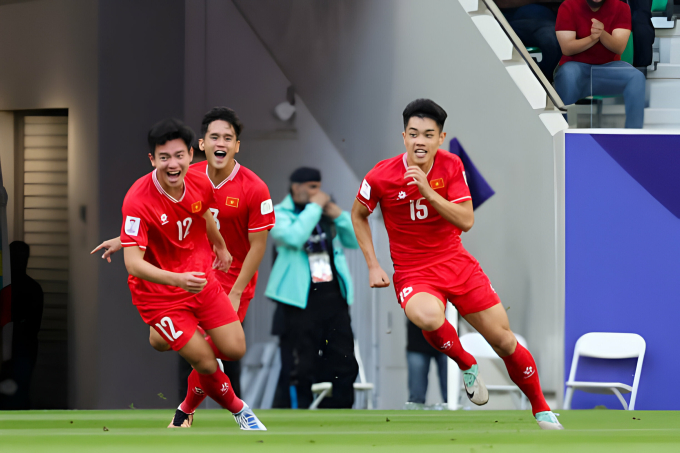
[1,409,678,452]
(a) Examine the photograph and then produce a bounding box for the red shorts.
[135,279,239,352]
[393,261,500,317]
[214,268,257,322]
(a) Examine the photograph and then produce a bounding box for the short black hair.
[201,107,243,139]
[402,99,447,131]
[147,118,195,154]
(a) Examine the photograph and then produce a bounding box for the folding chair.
[563,332,646,410]
[310,340,374,409]
[459,332,529,409]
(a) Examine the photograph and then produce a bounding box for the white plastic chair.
[310,340,374,409]
[459,332,529,409]
[563,332,646,411]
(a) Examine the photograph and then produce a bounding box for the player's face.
[402,117,446,169]
[148,138,193,189]
[291,181,321,205]
[200,120,240,170]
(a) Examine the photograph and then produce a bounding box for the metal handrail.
[480,0,567,112]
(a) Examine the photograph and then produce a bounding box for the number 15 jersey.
[120,169,217,307]
[356,149,479,276]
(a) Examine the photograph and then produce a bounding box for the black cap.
[290,167,321,183]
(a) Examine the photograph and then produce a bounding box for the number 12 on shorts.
[155,316,183,342]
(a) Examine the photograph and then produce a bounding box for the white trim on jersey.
[206,160,241,190]
[356,196,374,213]
[402,152,436,176]
[121,241,147,250]
[152,169,186,203]
[248,223,276,232]
[451,196,472,204]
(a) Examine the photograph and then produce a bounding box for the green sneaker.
[535,411,564,430]
[462,364,488,406]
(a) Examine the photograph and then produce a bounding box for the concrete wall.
[232,0,562,396]
[95,0,186,409]
[0,0,99,408]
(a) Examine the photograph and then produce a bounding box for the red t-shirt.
[556,0,631,66]
[120,169,217,307]
[356,150,479,278]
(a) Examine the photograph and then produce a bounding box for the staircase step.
[648,63,680,78]
[643,108,680,125]
[648,79,680,108]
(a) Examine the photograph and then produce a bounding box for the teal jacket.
[264,194,359,309]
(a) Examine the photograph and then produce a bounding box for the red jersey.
[189,160,275,272]
[356,149,478,277]
[120,169,217,306]
[556,0,631,66]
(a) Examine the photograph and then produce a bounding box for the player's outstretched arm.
[229,230,268,310]
[123,246,207,293]
[351,199,390,288]
[404,166,474,232]
[90,236,122,263]
[202,210,232,272]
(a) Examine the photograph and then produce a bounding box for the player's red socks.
[422,321,477,370]
[196,368,244,414]
[179,369,207,415]
[501,343,550,415]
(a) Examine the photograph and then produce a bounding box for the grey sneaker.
[536,411,564,430]
[463,364,489,406]
[233,403,267,431]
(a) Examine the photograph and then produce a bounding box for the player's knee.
[193,357,218,375]
[411,306,444,331]
[489,330,517,356]
[228,340,246,361]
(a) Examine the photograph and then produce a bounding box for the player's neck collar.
[152,169,186,203]
[402,152,436,176]
[207,160,241,190]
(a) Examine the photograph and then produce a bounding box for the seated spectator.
[498,0,564,82]
[554,0,645,128]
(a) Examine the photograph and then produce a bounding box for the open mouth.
[414,149,428,158]
[167,170,181,182]
[214,150,227,158]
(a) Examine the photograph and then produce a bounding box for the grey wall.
[232,0,562,395]
[96,0,185,409]
[0,0,99,408]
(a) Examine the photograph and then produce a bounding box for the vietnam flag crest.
[430,178,445,189]
[191,201,202,213]
[226,197,239,208]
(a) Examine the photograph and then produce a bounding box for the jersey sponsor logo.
[191,201,202,213]
[360,179,371,200]
[397,191,406,200]
[125,216,141,237]
[430,178,445,189]
[161,213,168,225]
[261,199,273,215]
[226,197,239,208]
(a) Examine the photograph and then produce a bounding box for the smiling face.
[200,119,240,171]
[148,138,193,193]
[402,116,446,170]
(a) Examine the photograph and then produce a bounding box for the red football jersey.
[356,149,478,276]
[120,169,217,306]
[189,160,275,271]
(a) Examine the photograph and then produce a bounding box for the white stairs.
[646,19,680,129]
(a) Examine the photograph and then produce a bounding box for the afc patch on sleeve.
[125,216,141,237]
[261,199,273,215]
[360,179,371,200]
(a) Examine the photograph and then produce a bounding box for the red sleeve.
[120,197,149,250]
[555,1,575,31]
[356,169,380,213]
[247,181,276,232]
[613,3,631,31]
[447,157,472,204]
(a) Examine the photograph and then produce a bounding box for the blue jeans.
[554,61,646,128]
[502,5,561,82]
[407,351,448,404]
